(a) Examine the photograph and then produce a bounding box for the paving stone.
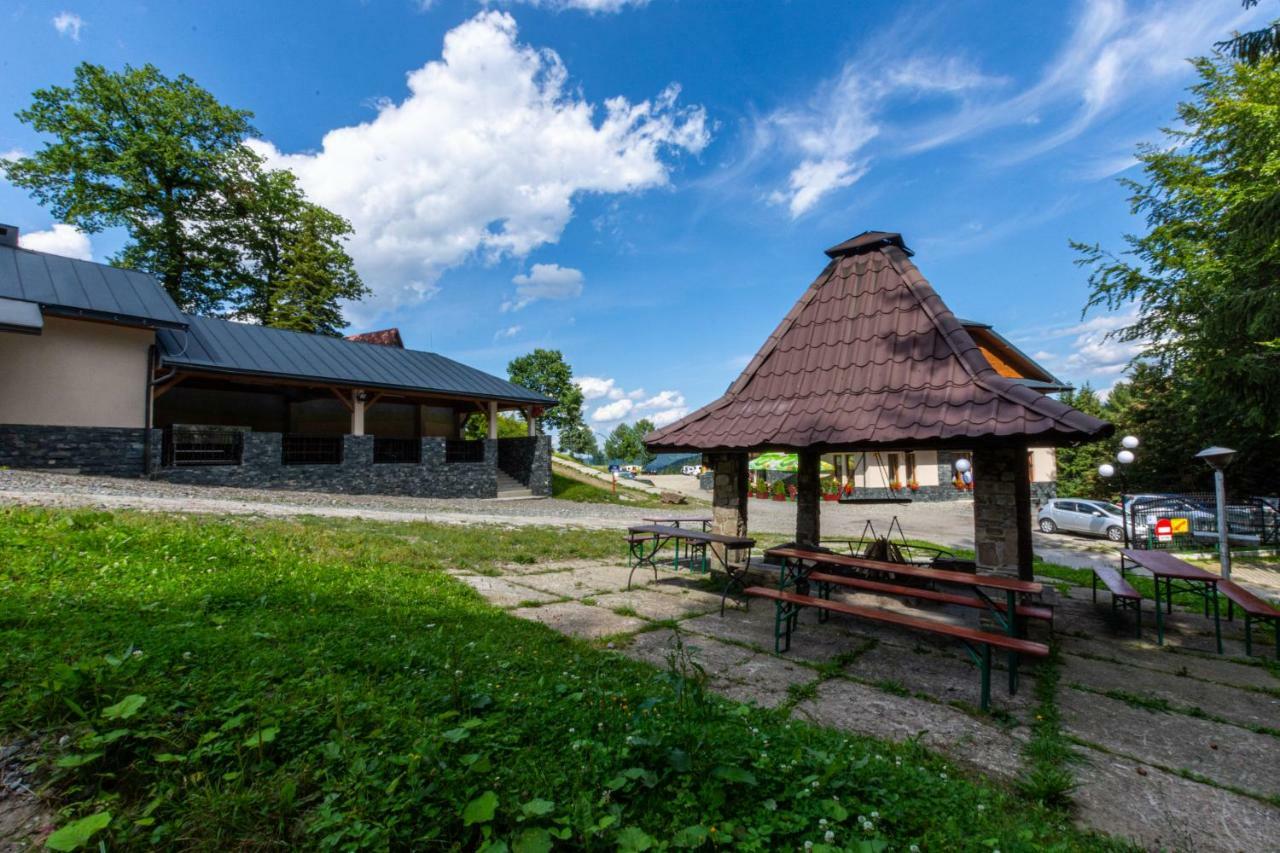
[1071,745,1280,853]
[592,589,720,622]
[620,629,756,671]
[455,574,560,607]
[510,601,647,640]
[1060,687,1280,800]
[1061,635,1280,692]
[507,565,639,598]
[711,655,819,709]
[680,606,871,662]
[794,679,1027,782]
[497,558,627,576]
[1060,654,1280,732]
[845,640,1037,715]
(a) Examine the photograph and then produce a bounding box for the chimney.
[0,224,17,249]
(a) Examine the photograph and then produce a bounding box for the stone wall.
[0,424,149,477]
[971,445,1034,579]
[496,435,552,497]
[152,434,499,499]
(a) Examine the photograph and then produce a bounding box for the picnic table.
[1121,549,1222,653]
[626,524,755,614]
[641,516,714,571]
[767,547,1044,692]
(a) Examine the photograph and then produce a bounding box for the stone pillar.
[972,444,1034,580]
[795,448,821,548]
[351,391,365,436]
[487,400,499,440]
[709,452,748,564]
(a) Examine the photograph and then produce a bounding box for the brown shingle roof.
[345,328,404,348]
[646,233,1111,452]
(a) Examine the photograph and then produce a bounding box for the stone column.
[972,443,1034,580]
[795,448,821,548]
[487,400,499,440]
[709,452,748,564]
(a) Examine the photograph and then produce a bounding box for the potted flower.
[907,477,919,492]
[787,483,798,501]
[842,481,854,499]
[771,480,787,501]
[821,478,839,501]
[889,478,902,492]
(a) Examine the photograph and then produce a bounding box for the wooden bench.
[806,571,1054,629]
[1218,580,1280,658]
[1092,565,1142,637]
[745,586,1049,711]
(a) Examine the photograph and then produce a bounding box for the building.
[0,224,555,498]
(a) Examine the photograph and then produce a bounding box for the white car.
[680,465,703,476]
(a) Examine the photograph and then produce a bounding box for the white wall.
[1030,447,1057,483]
[0,317,153,428]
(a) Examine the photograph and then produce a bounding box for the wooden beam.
[330,387,355,412]
[151,375,186,399]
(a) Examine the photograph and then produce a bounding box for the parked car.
[680,464,703,476]
[1037,499,1133,542]
[1123,494,1216,540]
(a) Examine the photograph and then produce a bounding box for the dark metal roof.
[0,243,186,329]
[646,234,1111,452]
[0,296,44,335]
[158,315,555,406]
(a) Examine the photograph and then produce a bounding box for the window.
[887,453,900,485]
[373,437,421,464]
[281,434,343,465]
[445,439,485,463]
[905,451,916,483]
[163,428,243,467]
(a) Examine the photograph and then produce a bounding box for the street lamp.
[1196,446,1237,581]
[1098,435,1139,547]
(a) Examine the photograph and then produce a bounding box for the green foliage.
[1216,2,1280,65]
[549,473,673,508]
[463,414,528,441]
[44,811,111,851]
[1073,56,1280,494]
[1016,647,1077,810]
[1052,385,1112,498]
[0,508,1116,850]
[506,349,584,435]
[557,421,599,459]
[1,62,365,332]
[603,419,656,466]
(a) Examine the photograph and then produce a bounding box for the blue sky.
[0,0,1269,437]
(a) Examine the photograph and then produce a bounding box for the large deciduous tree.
[1072,56,1280,494]
[603,419,656,465]
[506,349,585,435]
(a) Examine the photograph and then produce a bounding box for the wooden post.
[526,407,537,437]
[352,390,365,436]
[795,449,821,547]
[487,400,499,440]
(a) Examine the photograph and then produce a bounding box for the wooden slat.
[1094,566,1141,599]
[1120,549,1218,580]
[1218,580,1280,617]
[766,546,1042,594]
[808,571,1053,621]
[627,524,754,547]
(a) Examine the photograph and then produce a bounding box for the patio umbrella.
[748,452,834,473]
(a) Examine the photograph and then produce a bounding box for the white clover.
[824,830,835,842]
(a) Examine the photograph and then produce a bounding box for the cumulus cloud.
[19,224,93,260]
[584,378,686,426]
[591,398,634,422]
[575,375,617,400]
[493,324,522,340]
[52,12,84,41]
[489,0,648,11]
[503,263,584,311]
[1011,307,1148,390]
[251,11,708,324]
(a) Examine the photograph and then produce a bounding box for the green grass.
[1016,647,1078,810]
[550,471,675,508]
[0,507,1122,850]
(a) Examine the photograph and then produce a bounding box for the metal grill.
[445,439,485,464]
[281,434,343,466]
[162,428,243,467]
[373,437,421,464]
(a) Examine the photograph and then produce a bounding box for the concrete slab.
[794,678,1027,782]
[1060,688,1280,800]
[1071,746,1280,853]
[507,565,639,598]
[712,654,820,709]
[497,558,627,576]
[510,601,647,640]
[680,606,873,662]
[455,574,560,608]
[845,640,1037,715]
[1060,654,1280,733]
[1062,636,1280,693]
[621,629,756,671]
[592,588,721,622]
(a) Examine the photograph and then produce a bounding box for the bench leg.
[1227,598,1234,622]
[772,599,795,653]
[1006,590,1019,696]
[980,644,992,712]
[1092,572,1098,603]
[1244,614,1253,657]
[1211,585,1222,655]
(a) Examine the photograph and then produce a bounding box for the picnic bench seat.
[1218,580,1280,658]
[744,585,1049,710]
[1092,565,1142,637]
[806,570,1054,629]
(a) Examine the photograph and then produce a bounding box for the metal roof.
[0,243,187,329]
[0,296,44,334]
[158,314,555,406]
[646,232,1110,453]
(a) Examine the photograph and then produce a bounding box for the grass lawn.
[0,507,1118,850]
[551,470,700,510]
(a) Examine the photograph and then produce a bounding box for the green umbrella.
[748,452,834,473]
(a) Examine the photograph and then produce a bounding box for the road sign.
[608,464,620,473]
[1169,517,1189,535]
[1155,518,1173,542]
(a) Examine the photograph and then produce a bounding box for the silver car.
[1037,498,1131,542]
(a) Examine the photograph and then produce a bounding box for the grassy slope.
[551,468,702,509]
[0,508,1118,851]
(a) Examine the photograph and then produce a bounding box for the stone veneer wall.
[971,445,1034,578]
[496,435,552,497]
[0,424,149,477]
[152,433,499,499]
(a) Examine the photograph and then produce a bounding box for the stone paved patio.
[470,556,1280,852]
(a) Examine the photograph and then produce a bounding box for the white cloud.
[18,224,92,260]
[1012,306,1149,387]
[502,263,584,311]
[637,389,684,411]
[591,398,634,422]
[251,12,708,325]
[649,407,687,428]
[494,324,522,339]
[52,12,84,41]
[490,0,648,11]
[575,375,617,400]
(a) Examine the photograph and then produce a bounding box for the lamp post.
[1196,446,1237,581]
[1098,435,1140,548]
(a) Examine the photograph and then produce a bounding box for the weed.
[1016,646,1078,810]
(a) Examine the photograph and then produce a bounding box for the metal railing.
[1124,491,1280,550]
[162,428,244,467]
[373,437,421,464]
[444,439,485,464]
[281,434,343,466]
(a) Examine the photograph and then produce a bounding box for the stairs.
[496,470,535,499]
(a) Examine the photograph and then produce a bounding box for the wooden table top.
[628,524,753,546]
[642,516,713,524]
[1121,549,1218,582]
[766,546,1043,595]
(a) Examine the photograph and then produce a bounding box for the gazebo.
[645,231,1112,580]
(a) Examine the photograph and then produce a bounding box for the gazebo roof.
[646,231,1111,453]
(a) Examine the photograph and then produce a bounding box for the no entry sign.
[1155,518,1173,542]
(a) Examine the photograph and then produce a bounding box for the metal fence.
[373,437,421,464]
[162,428,244,467]
[444,439,485,464]
[1123,491,1280,551]
[281,434,344,466]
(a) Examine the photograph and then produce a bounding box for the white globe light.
[962,471,973,485]
[1122,435,1139,450]
[1098,463,1116,478]
[1117,450,1135,465]
[954,458,971,473]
